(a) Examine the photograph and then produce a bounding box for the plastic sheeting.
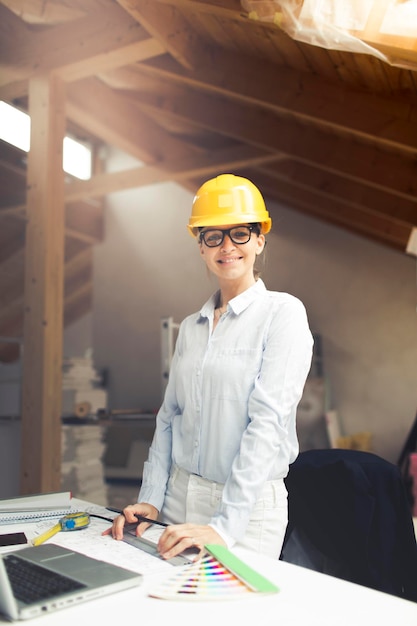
[240,0,417,69]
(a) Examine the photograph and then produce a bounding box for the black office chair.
[280,448,417,602]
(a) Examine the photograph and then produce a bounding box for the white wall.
[91,151,417,464]
[63,312,93,359]
[262,208,417,462]
[0,152,415,487]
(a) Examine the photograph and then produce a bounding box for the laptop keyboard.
[5,553,86,604]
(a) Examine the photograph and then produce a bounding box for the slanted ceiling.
[1,0,417,366]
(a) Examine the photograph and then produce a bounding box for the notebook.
[0,543,142,621]
[0,492,73,525]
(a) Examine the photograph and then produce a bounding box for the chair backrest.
[280,448,417,602]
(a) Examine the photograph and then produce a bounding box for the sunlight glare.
[0,101,91,180]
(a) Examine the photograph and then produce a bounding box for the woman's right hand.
[102,502,159,541]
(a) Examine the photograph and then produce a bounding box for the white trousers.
[160,465,288,559]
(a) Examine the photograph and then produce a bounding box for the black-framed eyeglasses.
[199,225,259,248]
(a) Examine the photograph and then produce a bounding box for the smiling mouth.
[217,257,242,264]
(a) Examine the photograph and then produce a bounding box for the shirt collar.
[199,278,266,320]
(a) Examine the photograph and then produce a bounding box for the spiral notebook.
[0,492,73,525]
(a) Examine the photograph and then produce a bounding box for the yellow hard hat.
[187,174,272,237]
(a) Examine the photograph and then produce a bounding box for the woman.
[105,174,313,560]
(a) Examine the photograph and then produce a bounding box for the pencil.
[106,507,169,528]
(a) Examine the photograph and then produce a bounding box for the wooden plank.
[260,160,417,227]
[0,204,27,219]
[116,0,199,70]
[0,2,147,86]
[64,144,278,201]
[1,0,87,24]
[0,296,24,329]
[156,0,243,19]
[0,79,29,101]
[65,200,104,243]
[138,48,417,153]
[0,203,104,244]
[132,85,417,201]
[254,173,411,252]
[0,250,25,311]
[20,73,66,495]
[67,77,195,163]
[0,247,92,331]
[63,286,92,328]
[0,3,30,52]
[57,38,166,82]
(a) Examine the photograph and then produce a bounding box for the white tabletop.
[1,499,417,625]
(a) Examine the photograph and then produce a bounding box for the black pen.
[106,507,169,528]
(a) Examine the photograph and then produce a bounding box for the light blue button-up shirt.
[139,279,313,542]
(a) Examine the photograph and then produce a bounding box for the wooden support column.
[20,73,66,494]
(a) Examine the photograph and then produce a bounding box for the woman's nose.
[220,234,235,251]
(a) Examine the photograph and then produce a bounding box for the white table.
[1,499,417,625]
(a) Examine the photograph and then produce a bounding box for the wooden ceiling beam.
[64,268,93,299]
[0,204,27,219]
[64,247,93,276]
[0,0,87,24]
[157,0,243,19]
[65,200,104,243]
[0,2,148,86]
[116,0,200,70]
[129,87,417,202]
[0,281,93,350]
[0,249,24,310]
[0,246,93,357]
[57,38,166,83]
[0,296,23,328]
[0,204,104,244]
[0,3,31,50]
[63,285,93,328]
[254,173,412,252]
[64,144,278,201]
[0,145,278,211]
[67,78,195,163]
[64,281,93,312]
[260,160,417,227]
[137,49,417,153]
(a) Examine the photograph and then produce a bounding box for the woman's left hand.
[157,523,226,560]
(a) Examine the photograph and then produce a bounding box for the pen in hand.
[106,507,169,528]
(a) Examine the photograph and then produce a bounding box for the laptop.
[0,543,142,621]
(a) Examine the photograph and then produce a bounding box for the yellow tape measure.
[32,512,90,547]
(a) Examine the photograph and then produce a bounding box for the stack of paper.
[61,425,108,506]
[0,492,73,525]
[62,355,108,417]
[62,356,102,390]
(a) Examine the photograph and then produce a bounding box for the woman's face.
[199,223,265,284]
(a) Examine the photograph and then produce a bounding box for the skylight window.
[0,101,30,152]
[63,136,92,180]
[0,101,92,180]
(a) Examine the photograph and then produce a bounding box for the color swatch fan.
[148,544,279,601]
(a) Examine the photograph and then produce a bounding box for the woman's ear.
[256,234,266,255]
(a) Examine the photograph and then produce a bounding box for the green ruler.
[205,544,279,593]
